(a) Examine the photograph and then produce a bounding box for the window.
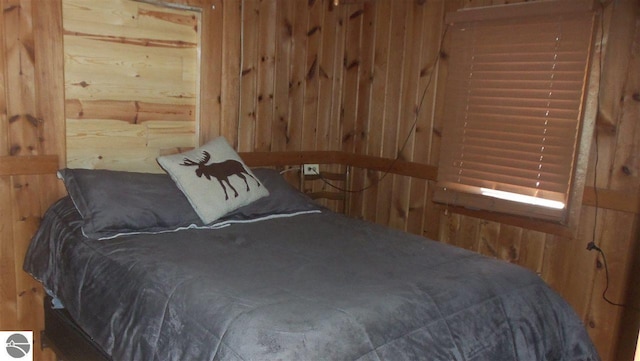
[434,0,598,224]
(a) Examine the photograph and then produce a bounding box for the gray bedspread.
[24,197,599,361]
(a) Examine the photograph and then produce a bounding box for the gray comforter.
[24,197,599,361]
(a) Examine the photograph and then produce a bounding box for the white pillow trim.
[91,209,322,240]
[209,209,322,228]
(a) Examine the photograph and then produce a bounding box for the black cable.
[586,242,640,313]
[312,24,449,194]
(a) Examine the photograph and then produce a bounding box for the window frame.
[433,0,601,230]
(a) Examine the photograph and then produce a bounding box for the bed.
[24,139,599,361]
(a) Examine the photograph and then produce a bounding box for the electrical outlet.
[303,164,320,175]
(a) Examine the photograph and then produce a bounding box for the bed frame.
[42,296,111,361]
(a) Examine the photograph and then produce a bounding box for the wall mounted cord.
[586,241,640,313]
[586,2,639,314]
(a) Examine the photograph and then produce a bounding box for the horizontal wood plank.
[582,187,640,214]
[0,155,59,176]
[304,172,348,182]
[308,191,346,201]
[240,151,343,167]
[346,154,439,181]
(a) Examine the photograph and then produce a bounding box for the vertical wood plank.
[0,176,17,330]
[407,0,443,237]
[316,0,339,154]
[615,217,640,361]
[327,2,363,211]
[339,2,363,155]
[424,0,463,241]
[348,1,375,217]
[439,212,460,246]
[221,0,242,147]
[587,210,636,360]
[352,1,375,155]
[238,0,259,152]
[457,216,481,252]
[389,0,423,231]
[608,0,640,197]
[326,5,345,158]
[611,9,640,359]
[271,0,294,152]
[0,0,8,155]
[254,0,276,151]
[301,0,328,201]
[477,220,500,258]
[597,0,635,132]
[574,205,602,320]
[323,0,347,210]
[33,0,65,160]
[31,2,65,355]
[300,0,323,152]
[518,229,546,274]
[199,0,224,144]
[313,1,342,207]
[11,174,48,360]
[496,224,522,263]
[285,0,309,153]
[540,234,569,294]
[361,0,391,222]
[5,0,38,157]
[374,1,406,225]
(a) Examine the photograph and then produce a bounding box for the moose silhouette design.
[181,151,260,200]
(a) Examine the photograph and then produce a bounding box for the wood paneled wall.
[0,1,638,361]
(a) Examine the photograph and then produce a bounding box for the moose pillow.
[157,137,269,224]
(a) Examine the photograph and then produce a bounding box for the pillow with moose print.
[157,137,269,224]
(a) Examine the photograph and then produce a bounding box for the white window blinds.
[434,1,597,223]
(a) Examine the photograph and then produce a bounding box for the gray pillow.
[225,168,324,220]
[58,168,203,239]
